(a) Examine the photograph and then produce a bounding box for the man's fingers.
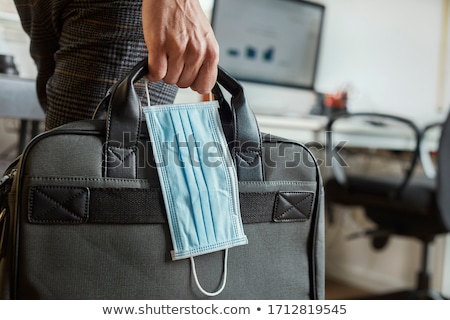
[191,62,218,95]
[190,39,219,94]
[163,43,187,85]
[176,42,205,88]
[146,50,168,82]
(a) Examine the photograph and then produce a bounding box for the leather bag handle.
[103,57,263,181]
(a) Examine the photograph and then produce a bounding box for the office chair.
[419,121,442,180]
[325,112,449,299]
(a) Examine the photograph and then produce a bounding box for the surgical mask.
[143,94,247,296]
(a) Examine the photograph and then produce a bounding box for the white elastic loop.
[144,78,152,106]
[190,249,228,297]
[208,91,213,102]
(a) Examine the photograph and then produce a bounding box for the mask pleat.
[169,110,205,248]
[184,109,219,244]
[147,112,188,251]
[189,108,237,243]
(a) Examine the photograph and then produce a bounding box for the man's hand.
[142,0,219,94]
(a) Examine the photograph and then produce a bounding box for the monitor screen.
[211,0,325,90]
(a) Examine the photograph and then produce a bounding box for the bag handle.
[213,66,263,181]
[103,59,146,178]
[103,57,263,181]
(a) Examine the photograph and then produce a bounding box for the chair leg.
[411,241,448,299]
[417,241,431,291]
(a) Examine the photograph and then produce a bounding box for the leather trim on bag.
[105,146,137,179]
[28,186,89,224]
[273,192,314,222]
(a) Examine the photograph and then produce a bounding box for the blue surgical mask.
[143,100,247,296]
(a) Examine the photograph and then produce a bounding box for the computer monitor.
[211,0,325,91]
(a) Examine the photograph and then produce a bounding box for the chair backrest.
[437,111,450,231]
[420,122,442,179]
[326,112,421,198]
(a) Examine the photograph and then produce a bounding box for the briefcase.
[0,58,324,299]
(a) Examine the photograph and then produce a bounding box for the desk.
[256,114,328,144]
[0,74,44,153]
[329,117,418,151]
[0,74,44,120]
[256,113,438,152]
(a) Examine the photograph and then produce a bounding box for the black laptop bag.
[0,59,324,299]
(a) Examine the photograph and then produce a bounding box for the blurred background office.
[0,0,449,298]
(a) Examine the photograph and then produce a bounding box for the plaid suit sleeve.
[14,0,178,130]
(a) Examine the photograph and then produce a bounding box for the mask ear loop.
[190,249,228,297]
[144,78,152,106]
[190,91,224,297]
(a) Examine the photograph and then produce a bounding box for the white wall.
[315,0,449,127]
[0,3,35,78]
